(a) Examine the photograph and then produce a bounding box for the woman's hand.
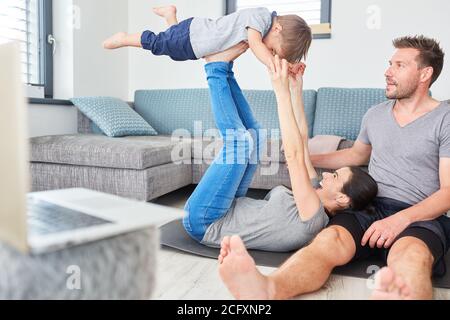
[289,62,306,90]
[268,55,290,97]
[204,42,249,63]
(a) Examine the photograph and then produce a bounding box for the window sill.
[28,98,73,106]
[311,23,332,39]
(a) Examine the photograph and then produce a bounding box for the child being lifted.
[103,5,312,66]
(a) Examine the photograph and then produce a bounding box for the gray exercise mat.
[160,219,450,289]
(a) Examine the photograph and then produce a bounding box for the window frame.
[225,0,332,39]
[39,0,54,98]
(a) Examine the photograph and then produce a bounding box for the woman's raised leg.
[183,62,253,242]
[227,64,266,197]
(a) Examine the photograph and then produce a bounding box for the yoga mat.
[160,219,450,289]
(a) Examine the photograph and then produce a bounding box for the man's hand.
[361,213,411,249]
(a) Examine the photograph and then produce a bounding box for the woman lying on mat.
[183,43,378,252]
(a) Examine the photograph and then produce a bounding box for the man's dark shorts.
[328,197,450,277]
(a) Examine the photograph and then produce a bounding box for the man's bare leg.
[103,32,142,49]
[371,237,434,300]
[153,5,178,26]
[219,226,357,300]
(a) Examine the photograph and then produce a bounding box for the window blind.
[236,0,323,25]
[0,0,40,85]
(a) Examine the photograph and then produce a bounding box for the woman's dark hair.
[341,167,378,211]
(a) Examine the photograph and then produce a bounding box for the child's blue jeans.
[183,62,265,242]
[141,18,198,61]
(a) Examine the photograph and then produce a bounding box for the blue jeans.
[183,62,265,242]
[141,18,197,61]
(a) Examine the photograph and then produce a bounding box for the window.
[0,0,53,98]
[226,0,332,39]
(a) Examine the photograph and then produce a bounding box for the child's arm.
[270,56,321,221]
[289,64,318,180]
[247,28,274,67]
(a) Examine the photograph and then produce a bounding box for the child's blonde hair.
[278,15,312,63]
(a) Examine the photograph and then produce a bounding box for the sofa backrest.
[313,88,388,141]
[133,89,317,138]
[77,88,389,141]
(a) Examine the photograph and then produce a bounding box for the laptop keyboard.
[27,197,113,236]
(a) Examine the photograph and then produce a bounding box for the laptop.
[0,41,182,254]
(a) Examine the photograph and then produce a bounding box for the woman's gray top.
[201,179,330,252]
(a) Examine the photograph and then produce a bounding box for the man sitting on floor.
[218,35,450,300]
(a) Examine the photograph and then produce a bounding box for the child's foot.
[103,32,128,49]
[371,267,412,300]
[153,5,177,21]
[219,235,274,300]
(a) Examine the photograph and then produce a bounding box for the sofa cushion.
[191,136,286,163]
[71,97,158,137]
[313,88,388,140]
[30,134,191,170]
[134,89,317,138]
[191,136,354,164]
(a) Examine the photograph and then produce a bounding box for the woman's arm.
[289,63,318,180]
[269,56,321,221]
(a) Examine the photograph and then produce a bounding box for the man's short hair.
[393,35,445,87]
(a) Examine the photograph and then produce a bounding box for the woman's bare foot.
[153,5,178,26]
[205,42,249,63]
[219,235,274,300]
[371,267,412,300]
[103,32,128,49]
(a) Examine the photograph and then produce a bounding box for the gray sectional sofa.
[30,88,388,201]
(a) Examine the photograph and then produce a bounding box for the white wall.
[53,0,74,99]
[29,0,450,137]
[128,0,224,100]
[128,0,450,100]
[301,0,450,100]
[73,0,129,99]
[29,0,130,137]
[52,0,129,100]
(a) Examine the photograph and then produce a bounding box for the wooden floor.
[153,186,450,300]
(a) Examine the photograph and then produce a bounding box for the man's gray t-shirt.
[189,7,275,59]
[201,180,330,252]
[358,100,450,205]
